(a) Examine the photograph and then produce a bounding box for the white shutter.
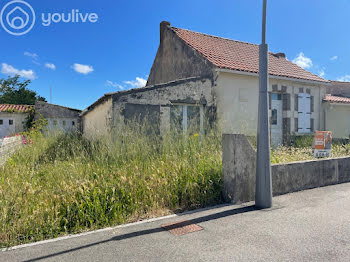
[298,94,311,133]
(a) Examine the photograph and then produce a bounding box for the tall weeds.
[0,126,222,247]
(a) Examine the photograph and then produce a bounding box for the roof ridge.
[0,104,33,106]
[171,26,327,83]
[171,26,258,47]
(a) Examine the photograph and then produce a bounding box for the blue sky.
[0,0,349,110]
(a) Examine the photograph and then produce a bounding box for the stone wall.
[222,134,350,204]
[147,21,213,86]
[0,136,23,165]
[35,101,82,133]
[112,77,215,134]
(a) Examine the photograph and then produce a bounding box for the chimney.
[160,21,170,44]
[273,52,286,59]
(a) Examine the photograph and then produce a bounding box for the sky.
[0,0,350,110]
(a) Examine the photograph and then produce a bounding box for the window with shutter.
[310,96,314,112]
[282,93,290,111]
[298,93,311,133]
[311,119,314,132]
[294,94,298,111]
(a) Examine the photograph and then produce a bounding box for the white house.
[82,22,329,146]
[0,104,33,138]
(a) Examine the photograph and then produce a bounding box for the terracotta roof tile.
[324,95,350,104]
[172,27,328,83]
[0,104,34,113]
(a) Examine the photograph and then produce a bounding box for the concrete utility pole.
[255,0,272,208]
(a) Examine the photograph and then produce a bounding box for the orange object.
[313,131,332,157]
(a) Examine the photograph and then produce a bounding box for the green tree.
[0,75,46,105]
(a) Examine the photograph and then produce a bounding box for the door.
[271,93,283,147]
[298,93,311,133]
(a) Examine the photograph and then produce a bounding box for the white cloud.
[318,68,325,78]
[106,77,147,90]
[330,56,338,61]
[24,51,38,60]
[1,63,36,80]
[45,63,56,70]
[337,75,350,82]
[72,63,94,75]
[124,77,147,88]
[106,80,124,90]
[292,52,313,69]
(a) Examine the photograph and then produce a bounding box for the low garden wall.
[223,134,350,204]
[0,136,23,165]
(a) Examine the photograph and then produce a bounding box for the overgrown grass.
[2,126,350,247]
[271,141,350,164]
[0,127,223,247]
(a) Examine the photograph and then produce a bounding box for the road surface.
[2,183,350,262]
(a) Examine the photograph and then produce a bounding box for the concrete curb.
[2,203,231,252]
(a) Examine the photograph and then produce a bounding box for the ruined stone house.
[82,21,329,146]
[35,101,81,133]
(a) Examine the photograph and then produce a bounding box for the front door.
[271,93,282,147]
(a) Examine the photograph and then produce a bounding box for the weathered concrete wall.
[35,101,81,133]
[82,97,113,139]
[215,72,326,137]
[222,134,350,204]
[147,21,213,86]
[0,136,22,165]
[222,134,256,203]
[0,112,29,138]
[112,77,215,133]
[35,101,81,119]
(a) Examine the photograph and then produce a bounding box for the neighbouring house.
[323,95,350,138]
[326,81,350,97]
[83,22,329,146]
[0,104,34,138]
[35,101,81,133]
[323,81,350,138]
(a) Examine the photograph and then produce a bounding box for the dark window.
[187,106,200,135]
[310,96,314,112]
[281,86,287,93]
[283,118,291,134]
[271,109,278,125]
[311,119,314,132]
[306,88,311,94]
[271,93,281,100]
[294,118,298,132]
[72,121,75,126]
[299,88,304,93]
[269,93,272,110]
[272,84,278,92]
[295,94,299,111]
[53,120,57,126]
[9,120,13,125]
[0,119,3,125]
[170,105,183,133]
[282,93,291,111]
[63,120,66,126]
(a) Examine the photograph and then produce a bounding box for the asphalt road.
[2,183,350,262]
